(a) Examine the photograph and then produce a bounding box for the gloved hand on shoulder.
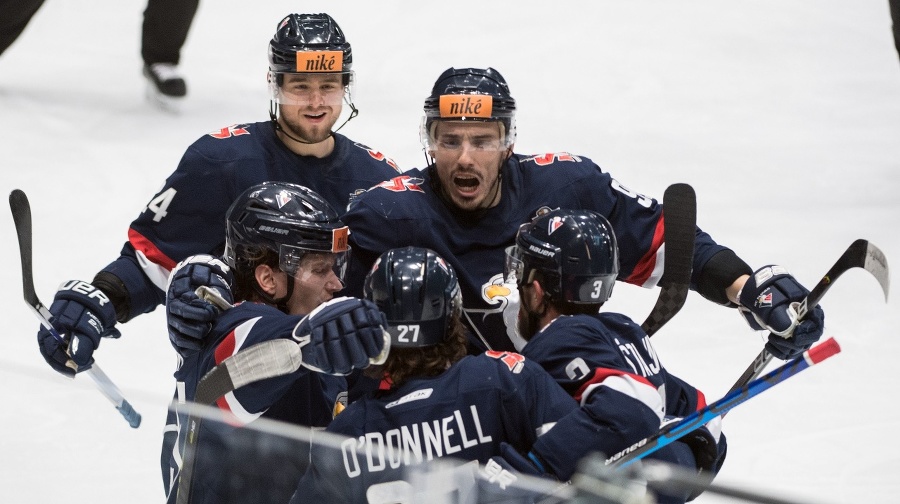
[738,265,825,360]
[166,254,234,356]
[37,280,121,377]
[292,296,389,375]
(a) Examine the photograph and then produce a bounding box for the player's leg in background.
[140,0,200,99]
[0,0,47,57]
[891,0,900,63]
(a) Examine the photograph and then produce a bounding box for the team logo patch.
[275,190,292,208]
[547,216,564,235]
[208,124,249,139]
[485,351,525,374]
[755,291,773,308]
[376,176,424,193]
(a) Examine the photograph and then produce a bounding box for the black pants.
[0,0,46,57]
[0,0,199,65]
[142,0,200,66]
[892,0,900,61]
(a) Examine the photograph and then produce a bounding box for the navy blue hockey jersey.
[101,122,400,320]
[290,353,577,503]
[342,152,729,352]
[163,302,346,504]
[522,312,708,479]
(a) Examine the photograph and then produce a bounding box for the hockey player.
[35,13,401,378]
[340,66,825,360]
[163,182,389,504]
[289,246,579,503]
[499,208,726,502]
[289,246,718,503]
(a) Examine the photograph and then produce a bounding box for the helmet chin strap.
[253,268,295,313]
[268,95,359,145]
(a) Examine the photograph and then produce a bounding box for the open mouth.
[453,175,480,196]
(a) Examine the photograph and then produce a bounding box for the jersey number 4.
[144,187,177,222]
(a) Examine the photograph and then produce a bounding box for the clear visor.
[503,245,526,285]
[419,116,514,153]
[279,244,350,284]
[268,71,354,107]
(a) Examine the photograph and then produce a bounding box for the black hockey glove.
[37,280,121,377]
[166,254,234,356]
[738,265,825,360]
[498,442,552,475]
[292,297,389,375]
[649,416,726,502]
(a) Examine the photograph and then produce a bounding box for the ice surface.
[1,1,898,502]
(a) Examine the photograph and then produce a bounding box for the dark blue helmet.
[364,247,462,348]
[225,182,349,279]
[506,209,619,304]
[268,13,352,74]
[421,67,516,149]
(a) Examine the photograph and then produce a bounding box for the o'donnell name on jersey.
[340,399,493,477]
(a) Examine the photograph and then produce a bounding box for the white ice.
[1,1,898,503]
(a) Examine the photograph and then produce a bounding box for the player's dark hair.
[231,246,280,303]
[381,312,467,389]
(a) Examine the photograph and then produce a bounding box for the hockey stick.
[606,337,841,468]
[727,239,889,395]
[641,183,697,337]
[578,453,816,504]
[176,337,305,504]
[9,189,141,428]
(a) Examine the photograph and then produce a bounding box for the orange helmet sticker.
[294,50,344,72]
[439,95,493,118]
[332,226,350,252]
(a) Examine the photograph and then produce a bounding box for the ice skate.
[143,63,187,111]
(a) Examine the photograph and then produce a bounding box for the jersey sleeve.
[489,352,579,453]
[96,137,252,320]
[522,317,666,479]
[598,167,725,287]
[663,371,708,417]
[560,158,735,292]
[204,309,316,422]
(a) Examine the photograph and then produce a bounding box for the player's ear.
[530,279,546,305]
[254,264,281,297]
